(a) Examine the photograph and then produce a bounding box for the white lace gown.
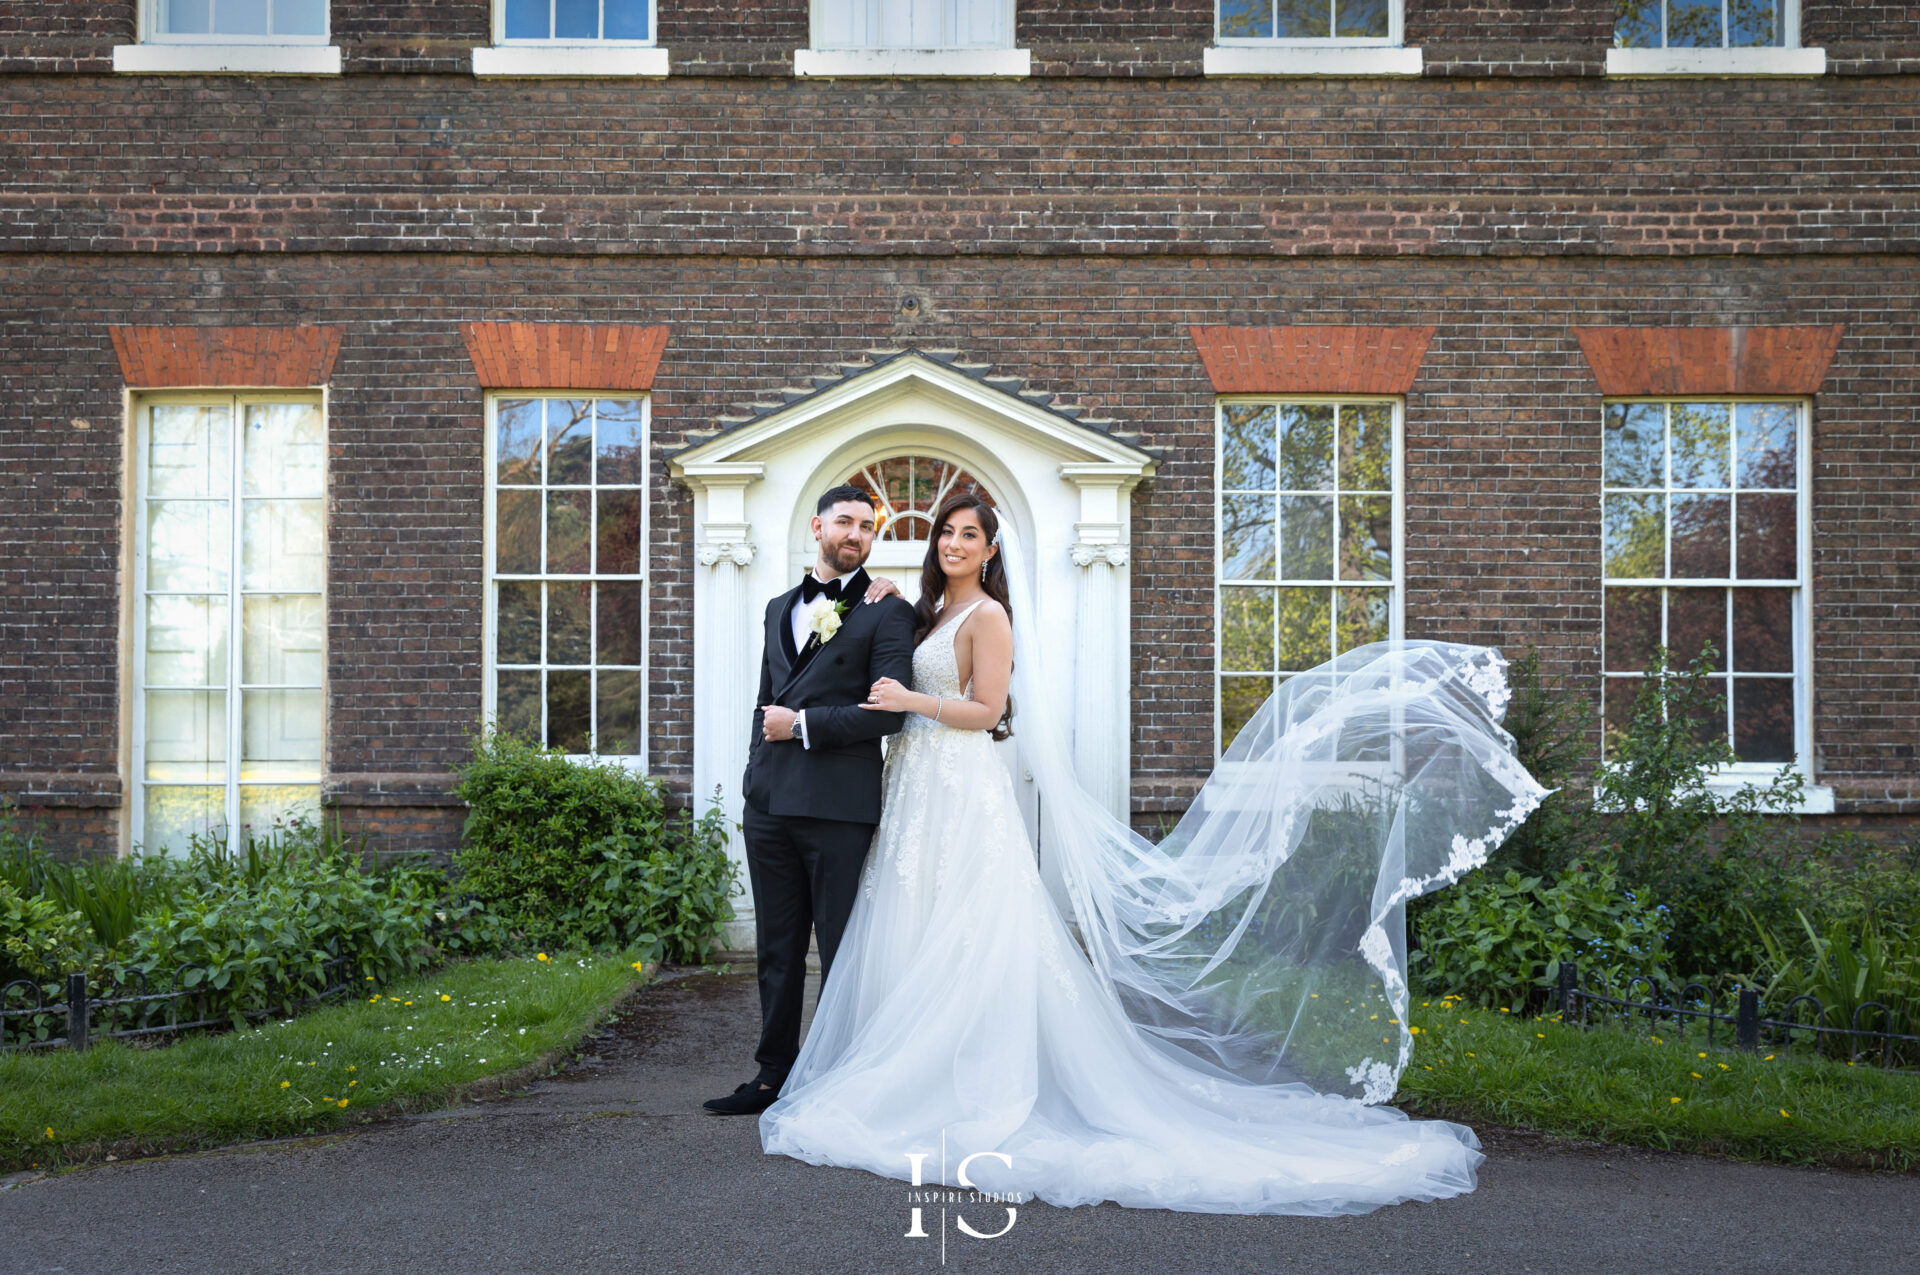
[757,600,1485,1216]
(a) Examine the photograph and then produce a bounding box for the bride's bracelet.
[932,695,944,723]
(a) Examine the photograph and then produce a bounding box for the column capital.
[698,538,755,568]
[1069,541,1129,568]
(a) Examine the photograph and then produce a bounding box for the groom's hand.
[761,704,798,742]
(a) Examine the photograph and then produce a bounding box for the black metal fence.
[1557,963,1919,1072]
[1,953,356,1053]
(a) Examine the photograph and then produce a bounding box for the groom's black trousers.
[742,795,875,1090]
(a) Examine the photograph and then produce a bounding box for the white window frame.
[129,390,329,854]
[482,392,651,772]
[1212,395,1406,765]
[1607,1,1823,76]
[1205,0,1422,76]
[1597,395,1829,812]
[796,0,1029,78]
[114,0,342,74]
[472,0,670,77]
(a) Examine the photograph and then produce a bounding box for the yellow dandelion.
[1466,1052,1476,1057]
[440,994,451,1002]
[349,1080,357,1087]
[404,1001,413,1006]
[631,961,645,972]
[1309,993,1318,999]
[1697,1052,1707,1059]
[365,975,374,981]
[1500,1008,1510,1013]
[337,1098,349,1108]
[1780,1109,1791,1119]
[1459,1020,1469,1026]
[1370,1015,1379,1021]
[1410,1026,1423,1035]
[280,1080,291,1089]
[1764,1054,1775,1061]
[1717,1063,1729,1071]
[1651,1036,1663,1044]
[1536,1033,1546,1039]
[389,996,400,1002]
[368,996,379,1003]
[1670,1097,1682,1104]
[348,1065,355,1072]
[1423,1065,1433,1071]
[1690,1071,1703,1079]
[536,953,549,962]
[44,1127,53,1139]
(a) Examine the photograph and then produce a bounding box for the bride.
[757,492,1548,1216]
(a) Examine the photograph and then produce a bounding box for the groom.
[703,483,917,1115]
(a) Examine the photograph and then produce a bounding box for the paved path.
[4,968,1914,1275]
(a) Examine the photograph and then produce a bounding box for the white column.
[1060,464,1146,823]
[680,463,763,941]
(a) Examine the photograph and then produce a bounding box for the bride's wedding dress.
[759,587,1548,1216]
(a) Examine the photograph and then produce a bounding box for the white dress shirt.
[787,568,847,750]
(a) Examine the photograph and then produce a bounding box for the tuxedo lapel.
[769,584,802,686]
[776,568,869,700]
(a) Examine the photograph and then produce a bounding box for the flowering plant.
[806,596,849,645]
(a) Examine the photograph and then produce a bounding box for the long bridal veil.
[996,525,1548,1104]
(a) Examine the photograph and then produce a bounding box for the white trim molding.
[1203,45,1423,77]
[1606,47,1825,77]
[793,47,1031,77]
[112,43,343,74]
[472,45,670,77]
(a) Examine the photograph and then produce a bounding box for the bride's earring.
[980,555,988,582]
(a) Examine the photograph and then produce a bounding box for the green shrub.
[1411,861,1672,1011]
[1489,646,1598,877]
[453,732,739,960]
[0,877,105,987]
[1751,912,1920,1066]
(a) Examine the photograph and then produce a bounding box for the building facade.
[3,4,1917,922]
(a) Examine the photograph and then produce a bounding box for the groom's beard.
[822,537,870,574]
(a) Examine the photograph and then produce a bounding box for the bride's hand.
[860,676,915,713]
[863,575,902,604]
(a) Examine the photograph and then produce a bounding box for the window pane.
[546,490,591,574]
[161,0,212,35]
[1736,403,1796,489]
[595,399,646,484]
[1222,404,1276,491]
[1733,679,1794,762]
[1602,402,1664,489]
[1277,404,1334,491]
[1218,0,1273,38]
[1221,493,1276,580]
[497,581,541,665]
[547,580,592,666]
[143,786,223,855]
[597,581,644,666]
[240,689,322,781]
[596,669,642,755]
[240,784,320,832]
[1276,586,1332,671]
[1221,676,1273,749]
[149,405,229,498]
[1273,0,1331,39]
[1279,494,1334,580]
[244,403,324,497]
[1667,0,1724,48]
[1338,404,1392,491]
[1669,403,1730,490]
[1614,0,1660,47]
[242,594,323,685]
[1603,586,1660,673]
[145,690,227,782]
[504,0,549,39]
[496,489,540,575]
[1334,587,1389,657]
[548,671,591,753]
[242,498,325,592]
[497,669,541,739]
[1735,492,1796,579]
[1335,0,1388,39]
[547,399,593,485]
[596,489,642,575]
[1670,493,1730,578]
[1687,676,1730,748]
[1602,492,1664,578]
[1602,679,1640,756]
[147,595,228,687]
[1666,587,1727,673]
[1731,588,1792,673]
[604,0,650,39]
[272,0,326,37]
[497,399,542,485]
[212,0,268,36]
[147,500,231,593]
[1728,0,1781,48]
[1220,587,1275,673]
[1337,495,1392,581]
[555,0,598,38]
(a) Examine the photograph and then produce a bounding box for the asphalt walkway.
[3,968,1913,1275]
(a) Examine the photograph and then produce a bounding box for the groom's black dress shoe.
[703,1081,780,1115]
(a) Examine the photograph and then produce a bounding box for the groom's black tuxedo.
[740,566,916,1091]
[742,566,917,823]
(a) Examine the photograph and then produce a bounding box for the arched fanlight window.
[846,456,995,541]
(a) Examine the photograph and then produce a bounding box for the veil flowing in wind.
[995,525,1549,1103]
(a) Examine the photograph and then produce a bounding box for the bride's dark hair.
[914,492,1015,741]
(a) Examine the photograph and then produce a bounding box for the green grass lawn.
[1397,998,1920,1171]
[2,949,652,1174]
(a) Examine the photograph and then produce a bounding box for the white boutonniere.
[806,596,850,645]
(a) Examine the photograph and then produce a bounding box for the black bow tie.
[801,574,845,604]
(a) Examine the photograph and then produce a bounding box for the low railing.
[1555,963,1919,1071]
[1,952,356,1052]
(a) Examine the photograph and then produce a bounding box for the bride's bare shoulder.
[963,598,1010,634]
